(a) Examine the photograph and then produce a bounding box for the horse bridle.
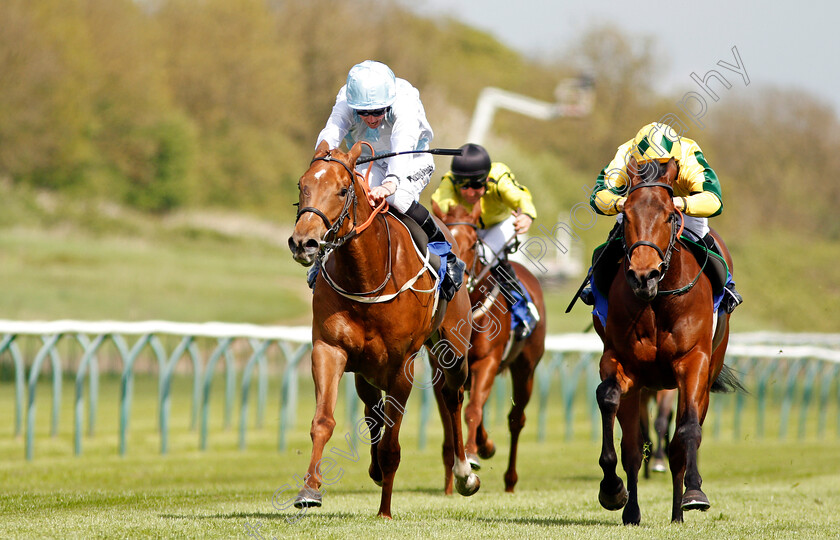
[444,220,483,292]
[621,181,708,296]
[294,153,359,252]
[622,182,679,284]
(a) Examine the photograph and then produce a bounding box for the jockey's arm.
[431,175,459,214]
[495,167,538,221]
[590,142,633,215]
[315,88,353,150]
[675,147,723,217]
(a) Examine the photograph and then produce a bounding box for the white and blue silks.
[316,78,434,214]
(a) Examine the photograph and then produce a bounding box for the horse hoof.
[682,489,710,512]
[599,481,628,511]
[477,440,496,460]
[651,458,667,473]
[293,487,322,509]
[455,472,481,497]
[466,452,481,470]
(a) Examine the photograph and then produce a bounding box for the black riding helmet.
[451,143,491,185]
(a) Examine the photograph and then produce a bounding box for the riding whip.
[356,148,462,165]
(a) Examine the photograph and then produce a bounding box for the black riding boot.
[701,234,744,313]
[493,259,540,340]
[405,201,465,302]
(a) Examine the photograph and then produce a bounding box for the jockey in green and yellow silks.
[582,122,743,314]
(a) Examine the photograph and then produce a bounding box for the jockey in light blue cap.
[314,60,466,301]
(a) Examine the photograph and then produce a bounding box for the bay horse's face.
[622,157,678,301]
[288,142,363,266]
[433,201,482,289]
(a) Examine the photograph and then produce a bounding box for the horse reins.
[622,181,707,297]
[295,144,388,253]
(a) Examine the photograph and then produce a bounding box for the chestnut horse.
[434,201,546,493]
[594,157,741,524]
[288,142,480,518]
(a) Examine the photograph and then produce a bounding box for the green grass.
[2,375,839,539]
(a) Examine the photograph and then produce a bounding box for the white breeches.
[477,216,517,267]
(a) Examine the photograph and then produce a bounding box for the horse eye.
[339,188,348,197]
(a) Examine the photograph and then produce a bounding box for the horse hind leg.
[652,389,676,474]
[503,357,536,493]
[429,357,455,495]
[355,374,384,486]
[429,340,480,497]
[374,379,413,519]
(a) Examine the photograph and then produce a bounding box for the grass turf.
[1,375,839,539]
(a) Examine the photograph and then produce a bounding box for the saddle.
[387,209,442,276]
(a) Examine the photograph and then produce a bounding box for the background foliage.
[1,0,838,330]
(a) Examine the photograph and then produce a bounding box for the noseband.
[622,182,679,283]
[295,154,359,251]
[622,181,708,296]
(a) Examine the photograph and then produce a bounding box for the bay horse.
[640,388,677,477]
[288,142,480,519]
[433,201,546,493]
[594,157,742,524]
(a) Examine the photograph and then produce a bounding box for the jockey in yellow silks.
[432,143,540,340]
[582,122,743,314]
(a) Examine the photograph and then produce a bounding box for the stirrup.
[722,284,743,313]
[441,256,466,301]
[580,286,595,306]
[514,302,539,340]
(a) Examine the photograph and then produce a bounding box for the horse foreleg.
[464,357,498,470]
[504,356,535,493]
[671,356,712,521]
[355,374,384,487]
[616,390,643,525]
[375,378,412,519]
[596,374,628,512]
[295,342,347,509]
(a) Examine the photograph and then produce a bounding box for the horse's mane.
[635,160,670,184]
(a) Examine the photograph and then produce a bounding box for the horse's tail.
[710,364,748,394]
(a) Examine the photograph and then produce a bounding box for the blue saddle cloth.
[590,269,732,326]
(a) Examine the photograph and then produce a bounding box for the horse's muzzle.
[626,268,659,301]
[288,234,320,266]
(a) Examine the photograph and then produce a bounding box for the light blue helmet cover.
[346,60,396,110]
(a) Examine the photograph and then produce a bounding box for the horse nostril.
[288,237,297,252]
[304,238,320,252]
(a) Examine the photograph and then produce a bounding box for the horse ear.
[347,141,363,165]
[470,200,482,221]
[664,157,678,184]
[627,157,641,186]
[431,199,444,220]
[314,139,330,158]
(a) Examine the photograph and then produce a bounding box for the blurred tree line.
[1,0,838,243]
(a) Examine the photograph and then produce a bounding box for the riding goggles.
[357,107,389,117]
[452,175,487,190]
